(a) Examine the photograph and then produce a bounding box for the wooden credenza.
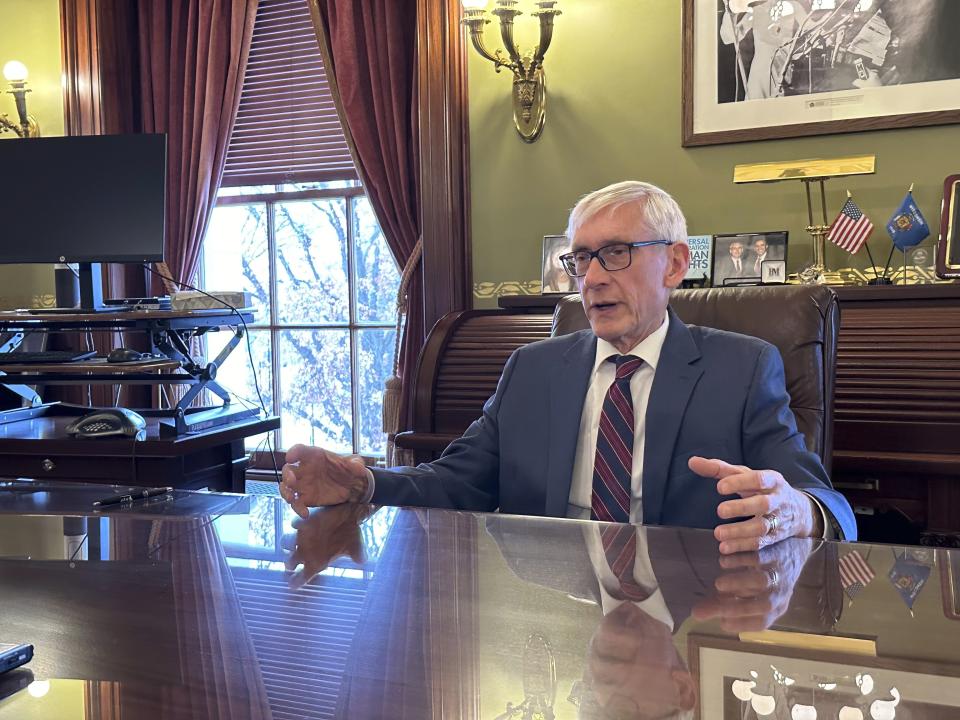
[497,284,960,542]
[829,284,960,543]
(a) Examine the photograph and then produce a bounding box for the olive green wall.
[0,0,63,308]
[468,0,960,306]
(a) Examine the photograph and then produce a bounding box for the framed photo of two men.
[682,0,960,146]
[712,231,788,287]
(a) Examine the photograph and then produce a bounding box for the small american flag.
[839,549,875,600]
[828,197,875,254]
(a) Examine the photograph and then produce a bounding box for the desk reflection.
[1,497,959,720]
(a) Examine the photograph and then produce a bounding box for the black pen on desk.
[93,486,174,508]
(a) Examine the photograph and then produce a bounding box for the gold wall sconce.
[461,0,561,143]
[1,61,41,138]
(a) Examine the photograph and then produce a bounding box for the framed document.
[936,174,960,279]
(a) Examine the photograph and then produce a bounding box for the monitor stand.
[31,263,109,314]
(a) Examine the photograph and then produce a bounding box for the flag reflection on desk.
[889,548,931,614]
[838,549,874,604]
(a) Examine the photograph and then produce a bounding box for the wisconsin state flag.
[886,191,929,250]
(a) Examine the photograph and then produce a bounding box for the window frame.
[205,182,398,463]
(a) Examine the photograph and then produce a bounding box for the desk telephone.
[66,408,147,440]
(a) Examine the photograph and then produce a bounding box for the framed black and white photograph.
[541,234,577,295]
[712,231,788,287]
[682,0,960,146]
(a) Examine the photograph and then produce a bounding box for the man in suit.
[280,181,857,550]
[748,236,783,275]
[714,239,749,285]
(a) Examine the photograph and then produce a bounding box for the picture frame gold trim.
[681,1,960,147]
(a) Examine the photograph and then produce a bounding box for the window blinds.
[222,0,358,187]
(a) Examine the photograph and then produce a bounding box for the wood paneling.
[417,0,472,331]
[59,0,102,136]
[395,310,553,462]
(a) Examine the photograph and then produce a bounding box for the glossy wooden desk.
[1,488,958,719]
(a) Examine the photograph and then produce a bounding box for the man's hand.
[279,444,371,519]
[586,603,697,718]
[692,538,815,632]
[689,456,819,554]
[282,503,373,589]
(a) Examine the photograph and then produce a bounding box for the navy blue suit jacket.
[372,309,857,540]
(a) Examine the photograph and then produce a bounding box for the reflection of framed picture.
[541,235,577,295]
[689,635,960,720]
[711,231,788,287]
[682,1,960,146]
[936,174,960,279]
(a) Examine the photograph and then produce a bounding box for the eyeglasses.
[558,240,674,277]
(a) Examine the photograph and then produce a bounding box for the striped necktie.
[601,525,653,602]
[591,354,643,523]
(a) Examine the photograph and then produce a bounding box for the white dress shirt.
[567,311,671,523]
[582,524,673,630]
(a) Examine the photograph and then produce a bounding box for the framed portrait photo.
[541,234,577,295]
[711,231,788,287]
[682,0,960,146]
[936,174,960,279]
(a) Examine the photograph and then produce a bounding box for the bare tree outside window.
[202,183,400,460]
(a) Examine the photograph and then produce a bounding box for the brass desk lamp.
[734,155,876,284]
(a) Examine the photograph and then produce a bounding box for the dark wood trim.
[417,0,473,331]
[680,0,696,149]
[681,0,960,147]
[59,0,103,136]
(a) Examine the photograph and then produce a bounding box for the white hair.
[566,181,688,246]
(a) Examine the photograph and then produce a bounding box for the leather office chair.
[552,285,839,474]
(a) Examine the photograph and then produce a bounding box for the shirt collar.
[593,310,670,374]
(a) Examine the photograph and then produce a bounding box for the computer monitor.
[0,133,167,311]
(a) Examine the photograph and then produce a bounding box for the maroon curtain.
[99,0,258,296]
[308,0,425,434]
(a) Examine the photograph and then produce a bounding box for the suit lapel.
[642,309,703,525]
[544,331,597,517]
